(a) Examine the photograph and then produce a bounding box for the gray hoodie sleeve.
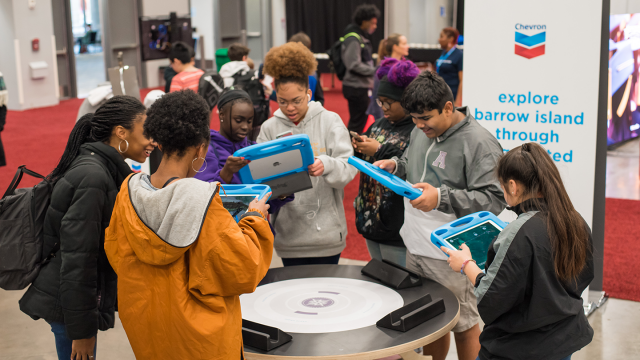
[391,146,409,180]
[317,123,357,189]
[437,151,506,217]
[342,39,376,77]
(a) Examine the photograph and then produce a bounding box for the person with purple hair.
[352,59,420,267]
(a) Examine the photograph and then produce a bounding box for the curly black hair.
[353,4,380,26]
[144,90,210,157]
[401,71,453,114]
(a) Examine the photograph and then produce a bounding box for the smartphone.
[350,131,364,142]
[276,131,294,139]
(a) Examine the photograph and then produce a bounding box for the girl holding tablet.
[104,90,273,359]
[444,142,593,360]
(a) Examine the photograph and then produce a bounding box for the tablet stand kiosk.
[376,294,446,333]
[242,319,292,352]
[234,135,315,198]
[348,156,423,200]
[361,259,422,290]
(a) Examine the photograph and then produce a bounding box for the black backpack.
[0,166,55,290]
[198,70,225,110]
[326,32,364,81]
[232,69,270,128]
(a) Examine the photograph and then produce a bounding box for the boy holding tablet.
[374,71,506,360]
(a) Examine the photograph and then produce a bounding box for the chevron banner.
[515,31,546,59]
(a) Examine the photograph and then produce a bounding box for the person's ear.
[508,179,517,197]
[113,125,128,141]
[242,55,248,62]
[443,101,454,115]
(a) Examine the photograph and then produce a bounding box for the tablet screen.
[220,195,257,222]
[444,220,502,269]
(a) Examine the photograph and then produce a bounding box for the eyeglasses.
[277,97,306,108]
[376,98,396,110]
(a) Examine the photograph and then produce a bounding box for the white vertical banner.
[463,0,604,227]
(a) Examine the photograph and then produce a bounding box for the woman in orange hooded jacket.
[105,90,273,359]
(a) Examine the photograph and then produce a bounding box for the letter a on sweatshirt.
[432,151,447,169]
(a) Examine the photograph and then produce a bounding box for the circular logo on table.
[301,297,335,308]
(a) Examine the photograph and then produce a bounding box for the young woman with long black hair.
[445,142,594,360]
[20,95,155,360]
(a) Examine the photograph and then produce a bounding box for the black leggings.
[281,253,341,267]
[342,85,370,134]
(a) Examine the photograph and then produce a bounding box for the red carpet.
[603,198,640,302]
[2,81,638,302]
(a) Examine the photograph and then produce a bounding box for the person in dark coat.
[19,96,156,360]
[0,72,7,167]
[444,142,594,360]
[352,59,419,267]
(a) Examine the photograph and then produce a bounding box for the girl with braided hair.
[20,95,156,360]
[257,42,357,266]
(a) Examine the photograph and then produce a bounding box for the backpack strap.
[2,165,45,198]
[341,32,365,48]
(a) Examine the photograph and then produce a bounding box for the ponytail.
[497,142,589,282]
[47,114,94,182]
[47,95,146,183]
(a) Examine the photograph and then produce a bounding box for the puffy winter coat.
[20,142,132,339]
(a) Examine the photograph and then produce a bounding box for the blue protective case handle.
[348,156,423,200]
[233,134,315,184]
[430,211,507,253]
[219,184,272,201]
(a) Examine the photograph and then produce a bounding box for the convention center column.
[463,0,610,290]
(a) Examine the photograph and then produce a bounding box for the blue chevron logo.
[515,32,546,48]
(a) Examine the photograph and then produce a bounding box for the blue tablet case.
[218,184,272,222]
[233,134,315,184]
[219,184,272,201]
[348,156,423,200]
[430,211,507,269]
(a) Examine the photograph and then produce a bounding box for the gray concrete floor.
[2,144,639,359]
[75,52,106,98]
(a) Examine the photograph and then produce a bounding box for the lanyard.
[436,47,456,73]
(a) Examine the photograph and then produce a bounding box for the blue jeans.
[365,239,407,267]
[49,322,96,360]
[281,253,341,267]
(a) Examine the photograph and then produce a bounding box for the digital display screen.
[220,195,256,222]
[444,220,502,269]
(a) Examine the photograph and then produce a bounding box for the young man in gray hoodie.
[259,42,357,266]
[375,71,506,360]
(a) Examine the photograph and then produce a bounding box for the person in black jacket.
[19,96,156,360]
[352,59,419,267]
[444,142,594,360]
[342,4,379,134]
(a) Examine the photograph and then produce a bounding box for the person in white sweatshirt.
[258,42,357,266]
[219,43,251,87]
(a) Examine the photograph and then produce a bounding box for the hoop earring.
[192,157,207,173]
[118,139,129,153]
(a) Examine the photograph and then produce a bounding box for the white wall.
[0,0,59,110]
[388,0,410,37]
[611,0,640,14]
[271,0,287,47]
[191,0,216,61]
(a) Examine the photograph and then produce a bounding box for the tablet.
[430,212,507,269]
[219,184,271,222]
[233,134,315,184]
[347,156,423,200]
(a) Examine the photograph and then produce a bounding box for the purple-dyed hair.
[376,57,400,80]
[387,60,420,88]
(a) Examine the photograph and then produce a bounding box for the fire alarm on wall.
[28,0,36,10]
[32,38,39,51]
